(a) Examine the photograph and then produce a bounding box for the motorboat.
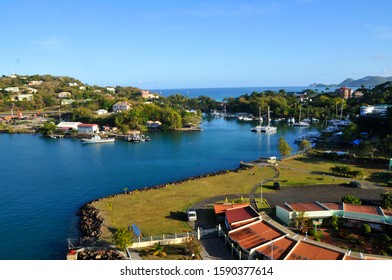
[81,135,115,144]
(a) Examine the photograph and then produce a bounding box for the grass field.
[92,155,391,242]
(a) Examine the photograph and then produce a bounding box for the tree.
[298,139,311,151]
[39,121,57,136]
[293,211,308,229]
[380,191,392,210]
[341,194,362,205]
[278,136,292,158]
[113,227,134,251]
[331,214,339,231]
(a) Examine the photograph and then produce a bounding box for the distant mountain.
[311,76,392,88]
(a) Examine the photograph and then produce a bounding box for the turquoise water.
[0,117,320,260]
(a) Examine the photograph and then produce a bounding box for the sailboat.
[250,107,263,132]
[293,106,310,127]
[260,106,277,134]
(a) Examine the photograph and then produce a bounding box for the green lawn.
[92,155,390,243]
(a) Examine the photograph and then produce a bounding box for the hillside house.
[58,92,72,98]
[112,101,131,112]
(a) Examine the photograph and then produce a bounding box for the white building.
[112,101,131,112]
[77,123,99,134]
[69,82,78,87]
[4,87,19,93]
[58,92,72,98]
[95,109,108,115]
[106,87,116,92]
[57,122,82,131]
[11,94,34,101]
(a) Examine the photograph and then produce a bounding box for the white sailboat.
[250,107,263,132]
[293,106,310,127]
[260,106,277,134]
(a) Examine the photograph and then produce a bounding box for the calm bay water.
[150,86,339,101]
[0,90,322,260]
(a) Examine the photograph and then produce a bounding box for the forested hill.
[312,76,392,88]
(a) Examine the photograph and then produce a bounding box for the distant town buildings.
[106,87,116,92]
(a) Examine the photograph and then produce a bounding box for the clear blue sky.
[1,0,391,89]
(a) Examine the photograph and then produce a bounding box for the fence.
[68,225,256,260]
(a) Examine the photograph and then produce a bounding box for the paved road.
[263,184,387,207]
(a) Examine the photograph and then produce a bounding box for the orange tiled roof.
[321,202,342,210]
[214,203,249,215]
[344,204,382,216]
[256,237,297,260]
[288,202,326,212]
[225,206,259,225]
[229,220,283,250]
[285,241,345,260]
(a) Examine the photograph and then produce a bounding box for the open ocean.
[0,87,323,260]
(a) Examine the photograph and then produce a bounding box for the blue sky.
[1,0,391,89]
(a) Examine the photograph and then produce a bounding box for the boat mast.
[267,106,271,127]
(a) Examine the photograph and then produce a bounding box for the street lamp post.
[260,180,263,205]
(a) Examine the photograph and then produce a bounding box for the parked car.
[273,182,281,190]
[349,181,361,188]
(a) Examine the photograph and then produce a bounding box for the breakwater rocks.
[77,249,126,260]
[78,203,103,239]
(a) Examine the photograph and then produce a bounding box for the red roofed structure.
[224,205,260,229]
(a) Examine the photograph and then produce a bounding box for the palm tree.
[153,242,166,257]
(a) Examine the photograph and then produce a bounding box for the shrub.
[363,223,371,234]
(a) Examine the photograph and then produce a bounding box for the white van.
[187,209,197,221]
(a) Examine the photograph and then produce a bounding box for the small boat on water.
[125,133,150,142]
[81,134,115,144]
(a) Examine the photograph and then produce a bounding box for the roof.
[285,240,345,260]
[77,123,98,127]
[344,204,382,216]
[214,203,250,215]
[321,203,342,210]
[256,237,297,260]
[287,202,326,212]
[225,205,259,225]
[229,220,284,250]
